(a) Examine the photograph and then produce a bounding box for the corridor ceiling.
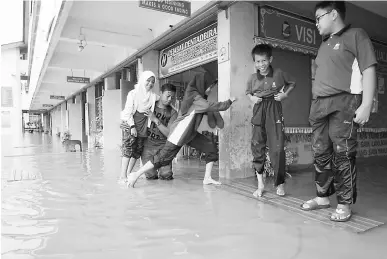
[29,0,210,110]
[29,1,387,111]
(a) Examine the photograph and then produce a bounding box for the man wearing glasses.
[301,1,377,222]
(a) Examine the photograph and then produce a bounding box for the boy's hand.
[249,95,262,104]
[145,110,157,122]
[354,104,372,125]
[274,92,287,101]
[130,127,137,137]
[230,97,237,103]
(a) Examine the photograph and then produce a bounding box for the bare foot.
[301,197,330,210]
[203,177,221,185]
[253,184,265,197]
[117,177,127,185]
[127,172,141,188]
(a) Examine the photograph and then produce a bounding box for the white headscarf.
[135,71,156,113]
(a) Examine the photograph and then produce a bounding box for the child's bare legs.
[119,157,137,182]
[127,161,155,187]
[253,172,265,197]
[203,161,221,185]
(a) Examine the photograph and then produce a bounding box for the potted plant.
[61,130,71,143]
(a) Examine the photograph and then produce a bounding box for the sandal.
[330,207,352,222]
[300,199,330,211]
[276,184,285,196]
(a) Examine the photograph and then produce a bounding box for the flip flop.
[276,184,285,196]
[300,199,330,211]
[330,207,352,222]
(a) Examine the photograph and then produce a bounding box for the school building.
[26,1,387,179]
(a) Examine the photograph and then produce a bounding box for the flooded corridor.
[2,133,387,259]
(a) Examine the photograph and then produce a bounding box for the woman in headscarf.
[119,71,159,182]
[127,71,236,188]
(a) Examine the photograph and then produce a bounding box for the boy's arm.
[155,109,178,137]
[246,74,260,103]
[121,91,135,127]
[282,71,296,96]
[353,29,378,125]
[193,95,233,113]
[245,74,253,98]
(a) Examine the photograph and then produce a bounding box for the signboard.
[42,104,54,108]
[1,87,13,107]
[139,0,191,17]
[357,132,387,157]
[67,76,90,84]
[50,95,65,100]
[159,23,217,78]
[259,7,322,51]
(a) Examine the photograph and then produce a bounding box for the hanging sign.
[67,76,90,84]
[139,1,191,17]
[159,23,217,78]
[50,95,65,100]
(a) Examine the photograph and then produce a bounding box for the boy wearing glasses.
[301,1,377,222]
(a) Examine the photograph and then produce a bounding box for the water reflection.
[2,133,387,259]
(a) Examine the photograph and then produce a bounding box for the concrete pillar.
[218,2,256,179]
[102,89,121,150]
[139,50,160,93]
[86,86,96,147]
[68,97,82,141]
[104,76,116,90]
[42,113,50,132]
[61,102,67,133]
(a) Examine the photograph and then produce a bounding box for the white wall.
[102,90,121,150]
[68,101,82,141]
[1,47,22,140]
[218,2,256,179]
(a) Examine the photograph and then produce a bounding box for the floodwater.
[2,133,387,259]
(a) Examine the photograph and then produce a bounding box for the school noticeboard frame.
[159,23,217,78]
[257,6,322,56]
[139,1,191,17]
[372,40,387,66]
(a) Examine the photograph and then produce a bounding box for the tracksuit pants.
[251,97,286,187]
[309,93,361,205]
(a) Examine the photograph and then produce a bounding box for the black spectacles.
[316,10,333,23]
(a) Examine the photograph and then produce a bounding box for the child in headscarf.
[126,72,236,188]
[119,71,159,182]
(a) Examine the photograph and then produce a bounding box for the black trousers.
[309,93,361,205]
[151,133,218,169]
[251,98,286,187]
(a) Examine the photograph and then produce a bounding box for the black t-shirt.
[146,102,178,147]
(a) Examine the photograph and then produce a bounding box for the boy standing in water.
[301,1,377,222]
[246,44,296,197]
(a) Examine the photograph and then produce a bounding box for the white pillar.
[218,2,257,179]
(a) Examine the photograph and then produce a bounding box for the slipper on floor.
[330,207,352,222]
[300,200,330,211]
